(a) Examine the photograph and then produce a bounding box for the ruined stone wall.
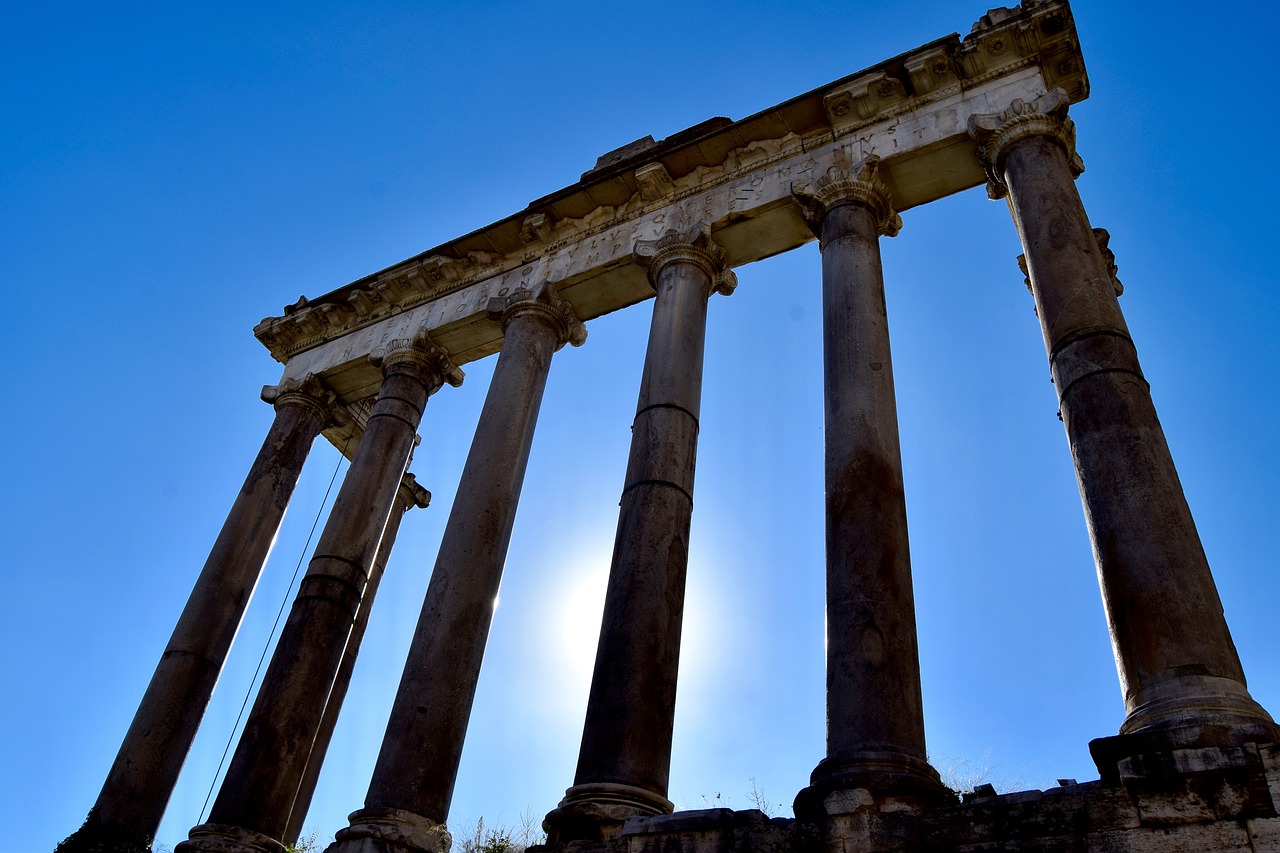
[540,742,1280,852]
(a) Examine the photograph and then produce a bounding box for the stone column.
[329,282,586,853]
[58,376,336,853]
[545,226,735,842]
[282,474,432,847]
[790,156,946,814]
[179,333,462,853]
[969,89,1278,756]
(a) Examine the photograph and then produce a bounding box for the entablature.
[254,1,1086,428]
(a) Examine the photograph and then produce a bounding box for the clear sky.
[5,2,1279,851]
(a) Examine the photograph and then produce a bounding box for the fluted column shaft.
[970,90,1277,747]
[330,285,586,853]
[546,227,734,842]
[791,159,944,810]
[180,335,462,853]
[282,474,431,847]
[60,378,333,851]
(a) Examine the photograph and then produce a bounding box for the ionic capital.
[633,223,736,296]
[260,374,346,426]
[487,281,587,350]
[967,88,1085,199]
[1093,228,1124,297]
[370,331,465,390]
[792,154,901,238]
[396,472,432,512]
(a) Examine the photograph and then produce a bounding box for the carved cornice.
[253,252,486,363]
[252,2,1085,366]
[960,1,1084,98]
[634,224,736,297]
[968,88,1085,200]
[487,281,587,350]
[635,163,675,202]
[520,213,553,245]
[260,374,347,426]
[791,154,901,238]
[823,1,1084,136]
[370,331,465,390]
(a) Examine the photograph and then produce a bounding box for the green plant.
[933,749,1030,795]
[745,777,784,817]
[455,814,543,853]
[284,829,321,853]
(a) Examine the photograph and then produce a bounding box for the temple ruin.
[60,2,1280,851]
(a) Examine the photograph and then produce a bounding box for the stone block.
[560,840,618,853]
[1001,789,1044,806]
[1248,815,1280,849]
[823,788,875,816]
[1129,784,1216,827]
[621,809,734,836]
[1095,822,1253,851]
[1263,742,1280,814]
[1067,786,1137,833]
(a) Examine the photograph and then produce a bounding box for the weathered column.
[330,282,586,853]
[790,156,947,814]
[179,333,462,853]
[282,473,432,847]
[545,226,735,842]
[58,376,337,853]
[969,89,1278,759]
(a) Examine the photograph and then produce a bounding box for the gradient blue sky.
[5,2,1279,850]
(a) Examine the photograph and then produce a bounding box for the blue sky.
[5,2,1279,850]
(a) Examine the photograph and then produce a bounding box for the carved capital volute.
[1016,252,1033,295]
[1017,228,1122,299]
[791,154,902,238]
[967,88,1085,200]
[486,281,588,350]
[261,373,346,427]
[633,223,736,297]
[1093,227,1124,297]
[396,473,432,511]
[370,331,465,391]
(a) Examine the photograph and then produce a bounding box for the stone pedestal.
[790,156,946,815]
[179,334,462,853]
[58,376,336,853]
[545,226,734,842]
[182,824,285,853]
[969,89,1278,755]
[282,474,431,846]
[327,283,584,851]
[328,808,451,853]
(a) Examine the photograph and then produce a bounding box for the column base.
[1092,720,1280,785]
[1117,671,1279,738]
[794,750,953,821]
[542,782,673,843]
[326,808,451,853]
[175,824,285,853]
